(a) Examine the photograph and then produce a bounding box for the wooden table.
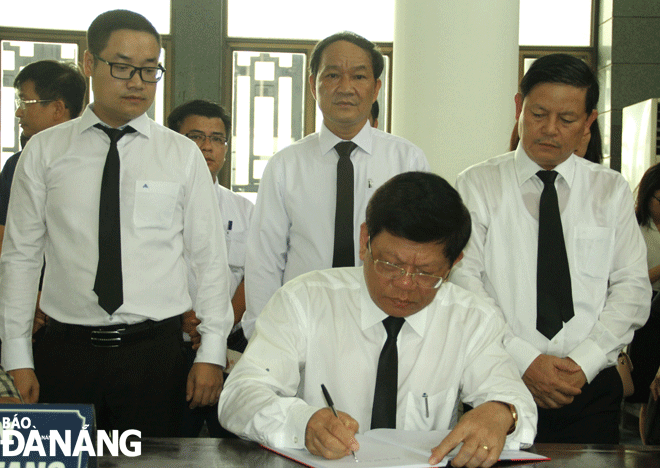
[97,438,660,467]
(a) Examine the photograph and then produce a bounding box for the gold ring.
[482,445,489,451]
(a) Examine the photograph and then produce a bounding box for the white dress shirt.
[216,184,254,297]
[641,222,660,292]
[0,105,234,370]
[243,122,429,338]
[451,147,651,382]
[219,267,537,450]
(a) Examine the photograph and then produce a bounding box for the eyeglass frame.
[185,131,228,146]
[366,237,446,289]
[15,98,55,111]
[93,54,166,83]
[653,194,660,204]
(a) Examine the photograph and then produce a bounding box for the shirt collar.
[319,121,373,157]
[359,269,428,338]
[79,104,151,138]
[514,144,576,188]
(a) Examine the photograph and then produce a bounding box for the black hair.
[520,53,599,114]
[636,163,660,227]
[309,31,384,80]
[366,172,471,263]
[167,99,231,137]
[87,10,161,56]
[14,60,86,118]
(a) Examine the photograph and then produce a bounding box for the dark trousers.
[34,318,186,437]
[535,366,623,444]
[180,329,247,438]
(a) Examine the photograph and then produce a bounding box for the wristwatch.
[493,401,518,435]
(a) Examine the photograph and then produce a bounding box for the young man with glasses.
[168,99,254,437]
[0,10,233,437]
[220,172,536,467]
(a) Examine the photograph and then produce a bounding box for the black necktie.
[536,170,574,339]
[332,141,357,268]
[371,316,406,429]
[93,124,136,314]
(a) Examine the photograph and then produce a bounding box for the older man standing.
[243,32,429,338]
[452,53,651,443]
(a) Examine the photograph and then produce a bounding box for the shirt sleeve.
[567,181,651,381]
[219,283,320,448]
[243,157,290,339]
[183,148,234,366]
[0,153,19,226]
[0,145,47,371]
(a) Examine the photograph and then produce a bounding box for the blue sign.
[0,404,96,468]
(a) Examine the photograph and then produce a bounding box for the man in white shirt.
[452,53,651,443]
[220,172,536,468]
[0,10,233,436]
[243,32,429,338]
[168,99,254,437]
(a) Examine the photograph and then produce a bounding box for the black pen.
[321,384,358,462]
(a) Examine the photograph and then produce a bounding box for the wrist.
[492,401,517,435]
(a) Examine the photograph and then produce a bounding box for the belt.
[48,316,181,348]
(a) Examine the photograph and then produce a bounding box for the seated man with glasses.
[0,10,233,437]
[220,172,536,467]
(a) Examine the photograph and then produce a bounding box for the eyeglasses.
[185,131,228,146]
[367,238,445,289]
[653,194,660,203]
[15,98,55,110]
[94,54,165,83]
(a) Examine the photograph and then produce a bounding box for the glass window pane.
[1,1,170,33]
[519,0,592,46]
[228,0,394,41]
[231,51,306,195]
[1,40,79,168]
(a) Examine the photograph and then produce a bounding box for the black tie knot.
[383,316,405,338]
[335,141,357,160]
[94,123,136,143]
[537,170,558,186]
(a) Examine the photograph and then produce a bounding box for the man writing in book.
[219,172,536,467]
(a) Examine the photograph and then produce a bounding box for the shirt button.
[293,437,299,444]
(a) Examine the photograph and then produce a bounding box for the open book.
[262,429,550,468]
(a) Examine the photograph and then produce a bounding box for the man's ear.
[83,50,94,77]
[514,93,523,120]
[451,251,464,270]
[585,109,598,130]
[52,99,68,121]
[309,74,317,101]
[359,223,369,262]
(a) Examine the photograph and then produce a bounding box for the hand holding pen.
[303,384,360,460]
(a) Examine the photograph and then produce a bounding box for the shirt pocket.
[403,389,457,431]
[226,230,247,268]
[133,180,180,229]
[573,226,615,279]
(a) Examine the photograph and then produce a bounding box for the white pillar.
[392,0,520,185]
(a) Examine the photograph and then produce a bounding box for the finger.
[429,434,461,465]
[186,372,195,404]
[448,439,479,467]
[309,427,352,459]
